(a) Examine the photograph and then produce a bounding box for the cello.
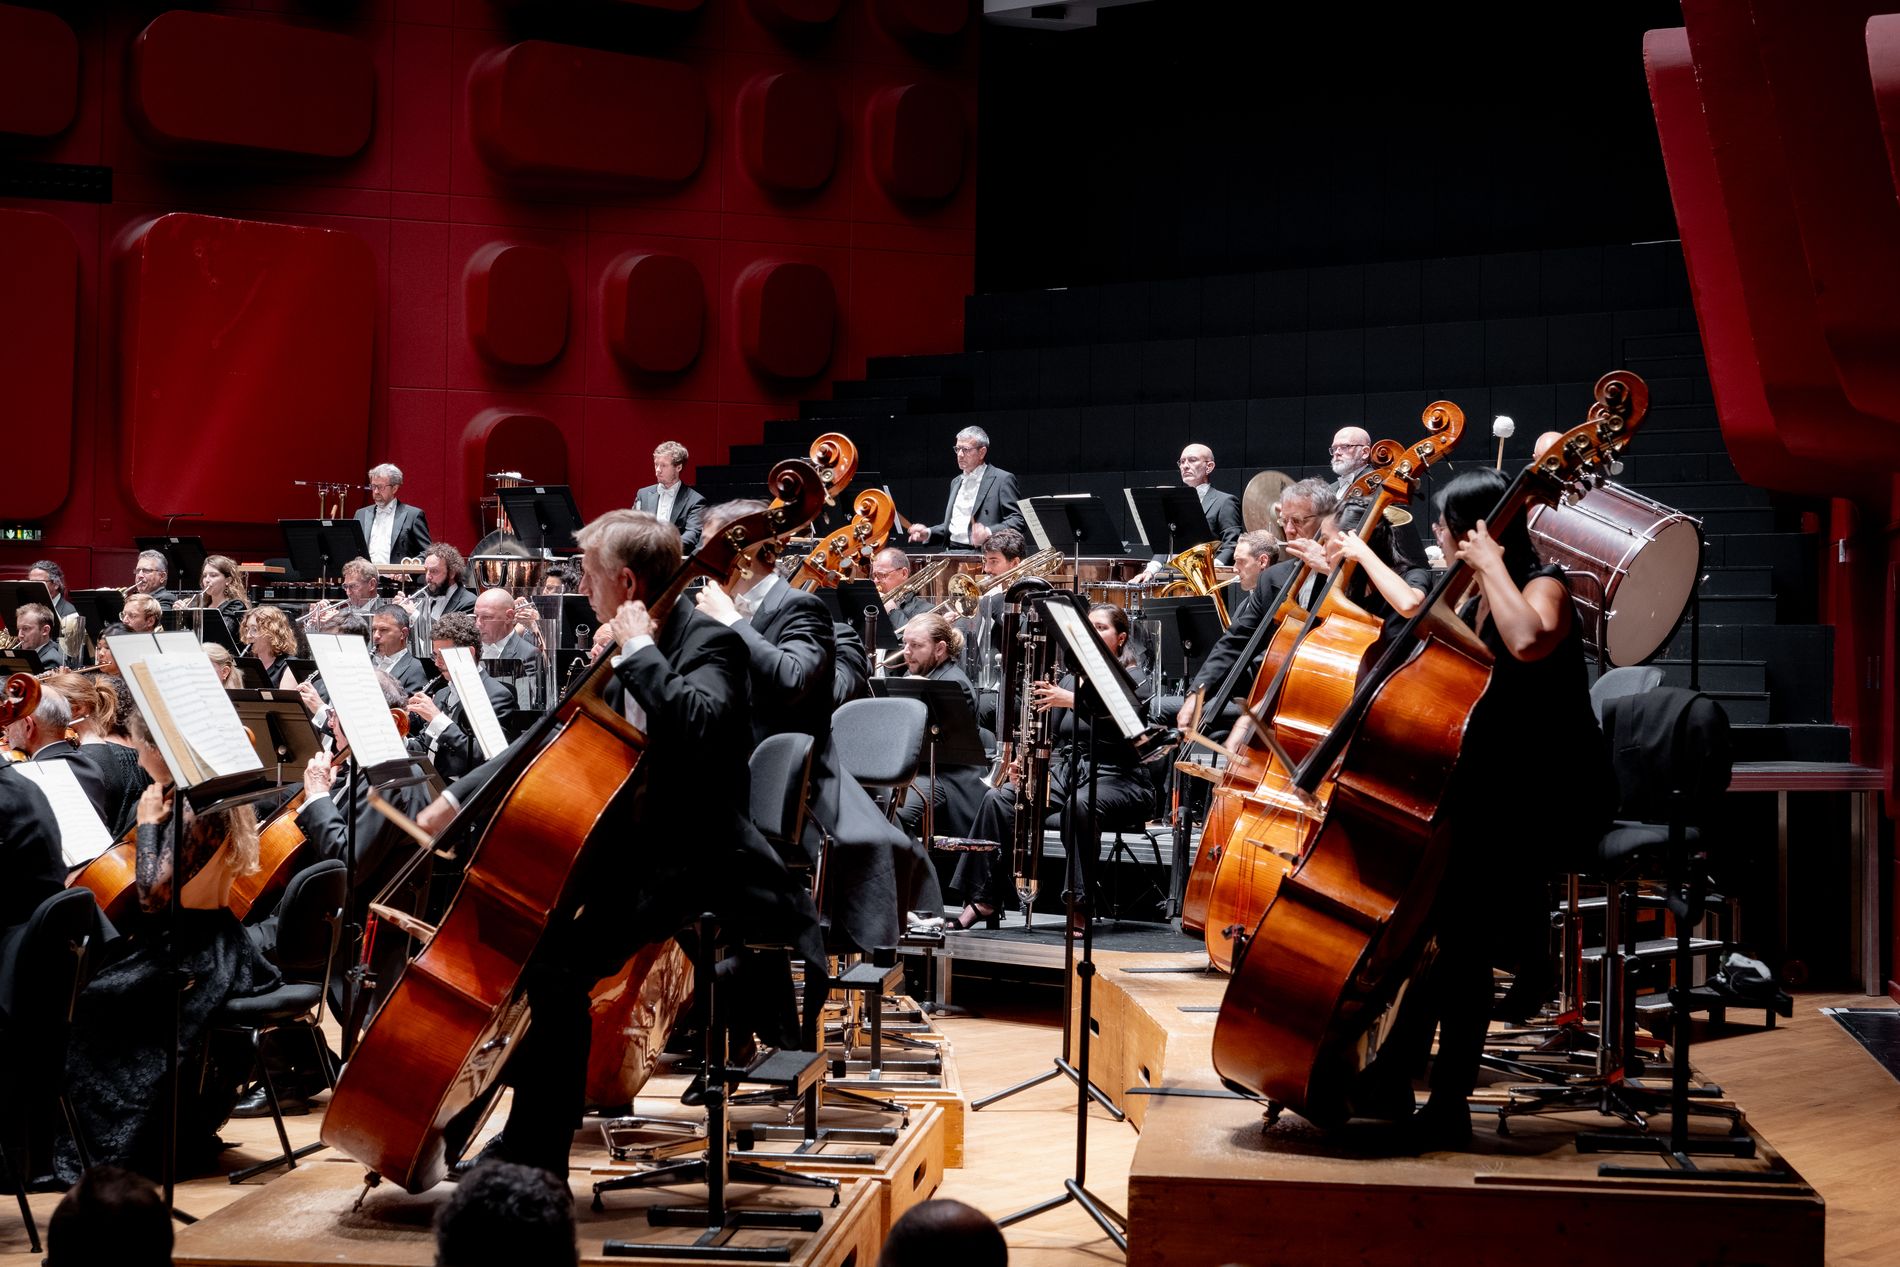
[1180,404,1461,938]
[1197,407,1464,969]
[1211,372,1646,1125]
[320,458,830,1192]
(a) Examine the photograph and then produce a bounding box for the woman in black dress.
[1361,467,1614,1148]
[177,555,252,647]
[38,670,150,839]
[241,605,300,687]
[57,709,276,1183]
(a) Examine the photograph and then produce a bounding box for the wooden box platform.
[825,1047,967,1169]
[594,1104,945,1238]
[172,1158,879,1267]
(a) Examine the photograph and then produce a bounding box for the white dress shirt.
[949,465,987,546]
[710,573,779,627]
[610,637,656,732]
[368,501,398,564]
[654,482,678,528]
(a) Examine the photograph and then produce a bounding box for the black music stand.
[1125,485,1216,560]
[279,519,371,582]
[134,535,209,591]
[836,580,901,654]
[68,588,124,640]
[497,485,584,556]
[0,579,56,622]
[1141,594,1224,686]
[0,652,35,676]
[233,656,273,689]
[227,688,324,784]
[161,605,240,654]
[1020,494,1125,572]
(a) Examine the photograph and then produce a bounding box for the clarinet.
[1004,580,1056,925]
[863,605,881,678]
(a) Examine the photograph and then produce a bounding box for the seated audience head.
[981,526,1027,575]
[876,1199,1006,1267]
[120,593,162,633]
[423,543,467,593]
[47,1166,172,1267]
[900,612,964,676]
[132,549,169,596]
[433,1160,577,1267]
[573,509,683,622]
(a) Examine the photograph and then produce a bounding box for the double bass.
[1197,407,1464,970]
[788,488,898,590]
[320,458,830,1192]
[1180,404,1461,940]
[1211,372,1646,1125]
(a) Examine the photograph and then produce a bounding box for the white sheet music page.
[439,645,507,761]
[1044,601,1146,740]
[11,761,115,867]
[142,652,265,780]
[1018,499,1057,554]
[307,633,408,767]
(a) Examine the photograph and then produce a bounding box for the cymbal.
[1243,470,1296,534]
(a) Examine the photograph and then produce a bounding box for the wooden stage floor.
[2,954,1894,1265]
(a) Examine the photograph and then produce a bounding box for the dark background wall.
[976,1,1684,291]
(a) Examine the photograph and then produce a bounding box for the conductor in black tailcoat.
[355,463,432,565]
[414,509,821,1178]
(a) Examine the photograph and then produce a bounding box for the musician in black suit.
[696,499,932,945]
[907,426,1025,550]
[414,509,822,1178]
[1137,444,1245,577]
[406,613,518,780]
[632,440,706,556]
[869,547,932,628]
[890,613,987,846]
[27,561,84,664]
[13,603,67,672]
[356,463,432,565]
[395,544,479,654]
[473,588,545,687]
[0,767,64,1023]
[3,688,132,836]
[369,606,430,696]
[130,550,178,609]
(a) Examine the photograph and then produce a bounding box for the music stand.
[282,657,318,684]
[532,593,596,649]
[1021,495,1125,578]
[0,652,35,676]
[496,485,584,556]
[836,580,901,653]
[233,656,274,690]
[161,605,239,655]
[1124,486,1215,560]
[279,519,371,582]
[134,535,209,590]
[1141,595,1224,685]
[68,588,124,639]
[228,688,325,784]
[870,678,988,768]
[0,579,56,623]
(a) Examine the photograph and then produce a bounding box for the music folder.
[108,635,279,803]
[1021,494,1125,557]
[437,645,508,761]
[1140,594,1224,681]
[279,518,372,582]
[0,579,56,628]
[496,486,585,556]
[227,687,326,784]
[870,677,989,768]
[67,588,124,640]
[1123,486,1216,557]
[1033,590,1175,762]
[0,653,37,676]
[134,535,209,592]
[161,604,240,654]
[834,579,901,652]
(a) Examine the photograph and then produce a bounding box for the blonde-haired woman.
[39,669,150,837]
[242,605,300,687]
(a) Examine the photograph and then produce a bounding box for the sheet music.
[105,631,167,672]
[11,760,115,867]
[439,646,507,762]
[306,633,409,767]
[141,653,265,782]
[1043,601,1147,740]
[1018,498,1057,554]
[1122,489,1153,550]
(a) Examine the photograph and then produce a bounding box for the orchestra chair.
[0,888,97,1253]
[1496,689,1753,1164]
[823,698,946,1086]
[204,860,346,1183]
[1589,665,1665,722]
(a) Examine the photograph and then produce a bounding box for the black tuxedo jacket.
[0,768,65,1024]
[28,741,120,836]
[452,604,824,977]
[409,667,519,780]
[354,500,432,562]
[923,466,1025,548]
[1203,487,1244,564]
[1190,559,1303,697]
[483,631,545,684]
[634,482,707,555]
[376,649,430,697]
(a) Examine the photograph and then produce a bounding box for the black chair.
[750,732,817,887]
[1497,689,1761,1173]
[0,888,98,1253]
[205,859,346,1183]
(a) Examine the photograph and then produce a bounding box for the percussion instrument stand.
[995,703,1128,1251]
[159,801,200,1225]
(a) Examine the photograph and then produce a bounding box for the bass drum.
[585,939,695,1109]
[1527,482,1702,667]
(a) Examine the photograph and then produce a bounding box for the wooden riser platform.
[1077,959,1827,1267]
[171,1158,879,1267]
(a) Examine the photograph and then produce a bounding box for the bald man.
[1139,443,1244,579]
[473,587,544,704]
[869,547,930,628]
[1326,425,1373,494]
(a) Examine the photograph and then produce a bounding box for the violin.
[1211,372,1647,1125]
[323,455,833,1193]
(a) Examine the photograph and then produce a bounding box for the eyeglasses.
[953,443,983,454]
[1177,457,1209,467]
[1328,443,1369,456]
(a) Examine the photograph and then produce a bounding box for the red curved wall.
[0,1,976,582]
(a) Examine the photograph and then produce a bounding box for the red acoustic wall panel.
[468,41,707,185]
[738,70,840,193]
[0,1,976,582]
[467,244,571,368]
[0,209,79,519]
[0,4,79,138]
[605,252,707,375]
[869,82,968,202]
[738,260,836,379]
[119,213,376,527]
[128,11,374,158]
